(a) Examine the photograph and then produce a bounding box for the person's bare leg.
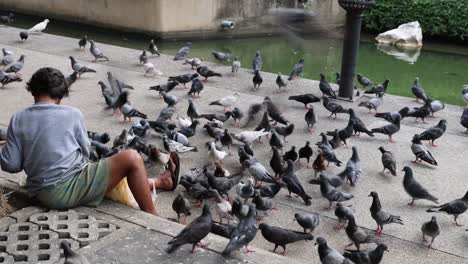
[107,150,162,215]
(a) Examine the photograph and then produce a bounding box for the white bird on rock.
[208,141,227,164]
[28,19,49,33]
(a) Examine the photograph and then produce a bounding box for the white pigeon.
[209,93,240,111]
[183,58,202,69]
[1,48,14,66]
[28,19,49,33]
[176,116,192,129]
[463,85,468,104]
[208,141,227,164]
[232,57,241,73]
[211,189,236,223]
[234,129,270,145]
[143,62,162,77]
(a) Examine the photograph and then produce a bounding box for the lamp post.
[337,0,375,100]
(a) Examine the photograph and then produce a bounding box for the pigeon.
[374,107,409,123]
[378,147,396,176]
[197,66,222,81]
[427,191,468,226]
[275,123,295,142]
[369,191,403,236]
[257,179,282,199]
[242,102,265,128]
[1,48,14,66]
[345,215,379,251]
[222,204,258,256]
[259,223,313,255]
[270,146,285,177]
[231,107,244,127]
[282,160,312,205]
[411,134,438,166]
[357,73,374,88]
[364,79,390,95]
[148,39,160,56]
[421,216,440,250]
[305,107,317,133]
[253,70,263,89]
[406,103,431,123]
[0,71,22,88]
[289,94,321,109]
[276,72,287,92]
[183,58,203,69]
[174,42,192,61]
[315,237,350,264]
[402,167,438,206]
[309,173,344,189]
[417,119,447,147]
[78,35,88,50]
[167,204,212,253]
[149,81,178,96]
[231,197,250,221]
[288,58,304,80]
[143,62,162,76]
[19,31,28,42]
[163,135,197,153]
[5,55,25,73]
[251,190,275,220]
[237,178,255,202]
[232,57,241,73]
[107,72,134,93]
[283,146,298,162]
[185,78,204,97]
[294,212,320,233]
[335,202,354,230]
[337,146,361,187]
[88,131,110,144]
[411,77,428,102]
[107,91,128,114]
[264,97,289,125]
[172,193,192,223]
[343,244,389,264]
[319,174,354,209]
[327,117,355,146]
[425,98,445,116]
[121,103,147,122]
[199,112,231,123]
[212,51,231,62]
[463,85,468,104]
[324,129,342,150]
[347,109,374,137]
[371,118,400,143]
[89,40,109,62]
[461,107,468,134]
[69,56,96,77]
[244,159,276,186]
[318,133,342,167]
[322,96,347,118]
[211,222,236,239]
[0,13,14,24]
[177,120,199,138]
[252,50,262,72]
[208,141,227,164]
[210,189,235,223]
[139,50,148,64]
[129,119,150,138]
[65,71,79,88]
[255,112,272,138]
[61,241,90,264]
[298,141,313,167]
[209,93,239,111]
[358,93,383,113]
[28,19,49,33]
[234,129,269,145]
[168,73,198,88]
[319,73,337,98]
[312,151,326,178]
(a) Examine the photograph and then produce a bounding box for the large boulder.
[375,21,423,48]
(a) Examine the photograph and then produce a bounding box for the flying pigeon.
[357,73,374,88]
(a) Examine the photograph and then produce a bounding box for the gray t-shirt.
[0,103,90,195]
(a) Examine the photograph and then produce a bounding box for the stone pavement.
[0,25,467,263]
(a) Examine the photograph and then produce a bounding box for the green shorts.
[36,159,110,209]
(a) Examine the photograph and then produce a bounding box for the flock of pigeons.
[1,17,468,264]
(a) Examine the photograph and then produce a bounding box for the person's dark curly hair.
[26,67,69,99]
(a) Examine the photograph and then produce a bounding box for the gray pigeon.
[427,191,468,226]
[322,96,347,118]
[288,58,304,80]
[61,241,90,264]
[294,212,320,233]
[139,50,148,64]
[167,204,212,253]
[244,159,276,186]
[252,190,275,219]
[417,119,447,147]
[232,57,241,73]
[426,98,445,116]
[337,146,361,187]
[212,50,231,62]
[4,55,25,73]
[318,133,342,167]
[411,77,428,102]
[335,202,354,230]
[402,166,438,206]
[148,39,160,56]
[319,174,354,209]
[411,134,438,166]
[161,91,178,107]
[89,40,109,62]
[378,147,396,176]
[1,48,14,66]
[237,178,255,203]
[174,42,192,61]
[69,56,96,77]
[172,193,192,224]
[357,73,374,88]
[305,106,317,133]
[259,223,313,255]
[252,50,262,72]
[282,160,312,206]
[358,93,383,113]
[371,118,400,143]
[421,216,440,249]
[276,72,287,92]
[315,237,350,264]
[343,244,389,264]
[319,73,337,98]
[0,71,22,88]
[345,215,379,251]
[222,204,258,256]
[188,78,204,98]
[369,191,403,236]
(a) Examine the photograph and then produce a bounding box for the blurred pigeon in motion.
[402,166,438,206]
[78,35,88,50]
[264,96,290,125]
[210,189,235,223]
[406,103,431,124]
[322,96,347,118]
[148,39,160,56]
[378,147,396,176]
[19,31,28,42]
[184,58,202,69]
[89,40,109,62]
[197,66,222,81]
[421,216,440,250]
[347,109,374,137]
[61,241,90,264]
[172,193,192,224]
[143,62,162,77]
[319,174,353,209]
[168,73,198,87]
[149,81,178,95]
[417,119,447,147]
[369,191,403,236]
[0,13,14,24]
[231,107,244,127]
[374,107,409,123]
[88,131,110,144]
[28,19,49,33]
[319,73,337,98]
[212,50,231,63]
[289,93,321,109]
[0,71,22,88]
[276,72,287,92]
[343,244,389,264]
[304,106,317,133]
[252,50,262,72]
[5,55,25,73]
[69,56,96,77]
[411,134,437,166]
[461,107,468,134]
[371,118,400,143]
[358,92,383,113]
[222,204,258,256]
[288,58,304,80]
[357,73,374,88]
[335,202,353,230]
[462,85,468,104]
[427,191,468,226]
[209,93,239,111]
[345,215,379,251]
[411,77,428,103]
[253,70,263,89]
[167,204,212,254]
[259,223,313,255]
[315,237,350,264]
[337,146,361,187]
[187,99,200,122]
[283,160,312,205]
[1,48,14,66]
[232,57,241,73]
[161,91,178,107]
[174,42,192,61]
[139,50,148,64]
[294,212,320,233]
[234,129,269,145]
[275,123,295,142]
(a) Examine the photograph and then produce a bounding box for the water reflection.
[376,43,421,64]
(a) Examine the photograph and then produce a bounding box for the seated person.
[0,67,177,216]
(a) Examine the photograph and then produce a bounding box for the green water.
[6,14,468,105]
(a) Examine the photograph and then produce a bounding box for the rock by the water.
[376,21,423,48]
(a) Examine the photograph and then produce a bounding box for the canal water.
[5,14,468,105]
